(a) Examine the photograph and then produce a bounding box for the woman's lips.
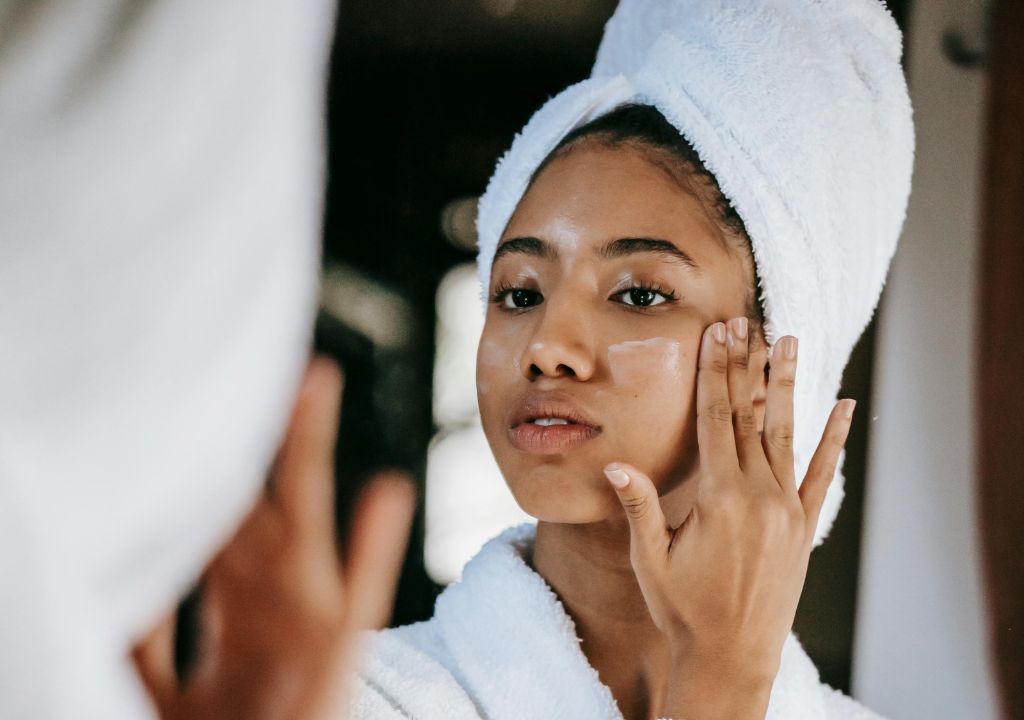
[507,394,602,455]
[508,422,602,454]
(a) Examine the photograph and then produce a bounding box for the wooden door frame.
[976,2,1024,718]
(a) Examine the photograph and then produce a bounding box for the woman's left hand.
[603,317,856,719]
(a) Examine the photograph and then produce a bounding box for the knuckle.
[827,429,848,451]
[733,406,758,435]
[754,497,797,539]
[704,483,742,514]
[702,401,733,424]
[702,354,729,374]
[787,501,806,527]
[729,350,749,370]
[775,372,796,389]
[622,495,650,521]
[769,423,795,449]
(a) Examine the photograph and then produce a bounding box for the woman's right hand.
[133,357,417,720]
[602,317,856,720]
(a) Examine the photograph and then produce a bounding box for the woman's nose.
[519,304,595,381]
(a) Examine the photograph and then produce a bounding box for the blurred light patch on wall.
[425,263,532,584]
[479,0,597,24]
[320,264,413,350]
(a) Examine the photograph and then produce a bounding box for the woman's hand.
[133,356,416,720]
[603,317,856,720]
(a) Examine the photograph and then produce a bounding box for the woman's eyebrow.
[598,237,702,272]
[492,236,557,264]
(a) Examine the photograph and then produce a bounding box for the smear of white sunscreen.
[607,338,682,387]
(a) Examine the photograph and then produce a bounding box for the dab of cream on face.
[607,337,682,387]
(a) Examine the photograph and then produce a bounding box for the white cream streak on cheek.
[607,337,682,387]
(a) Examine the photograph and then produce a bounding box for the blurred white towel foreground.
[0,1,335,717]
[351,523,882,720]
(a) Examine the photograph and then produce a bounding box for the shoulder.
[348,623,483,720]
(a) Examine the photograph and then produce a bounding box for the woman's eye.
[615,287,670,307]
[501,288,543,309]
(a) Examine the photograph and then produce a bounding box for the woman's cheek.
[476,337,519,403]
[605,337,698,481]
[606,337,683,386]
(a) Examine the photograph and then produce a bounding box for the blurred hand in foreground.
[133,356,417,720]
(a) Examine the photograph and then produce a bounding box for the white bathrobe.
[350,523,882,720]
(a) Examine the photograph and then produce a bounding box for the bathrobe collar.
[433,522,624,719]
[430,522,834,720]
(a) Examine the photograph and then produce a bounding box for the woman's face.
[477,140,767,523]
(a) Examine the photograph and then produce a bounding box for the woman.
[350,0,912,718]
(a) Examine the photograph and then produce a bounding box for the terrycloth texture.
[0,1,334,717]
[350,523,884,719]
[475,0,915,547]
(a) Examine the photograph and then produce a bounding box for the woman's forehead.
[501,143,730,266]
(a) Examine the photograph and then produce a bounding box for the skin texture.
[477,142,855,720]
[133,357,416,720]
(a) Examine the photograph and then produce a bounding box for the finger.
[761,336,798,492]
[724,316,763,474]
[131,608,179,712]
[207,499,283,585]
[696,322,738,481]
[276,355,344,546]
[603,462,670,566]
[191,577,225,687]
[343,471,417,631]
[799,399,856,539]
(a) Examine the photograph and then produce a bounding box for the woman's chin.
[505,467,625,524]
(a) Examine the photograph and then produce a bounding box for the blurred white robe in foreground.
[350,523,882,720]
[0,1,335,716]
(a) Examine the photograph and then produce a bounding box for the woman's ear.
[749,340,770,435]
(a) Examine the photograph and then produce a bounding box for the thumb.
[603,463,669,560]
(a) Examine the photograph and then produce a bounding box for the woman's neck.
[530,474,697,720]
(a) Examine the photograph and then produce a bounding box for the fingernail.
[731,317,748,340]
[786,337,798,360]
[702,325,715,353]
[604,465,630,489]
[713,323,726,344]
[842,399,857,419]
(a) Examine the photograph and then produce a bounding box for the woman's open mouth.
[507,393,602,454]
